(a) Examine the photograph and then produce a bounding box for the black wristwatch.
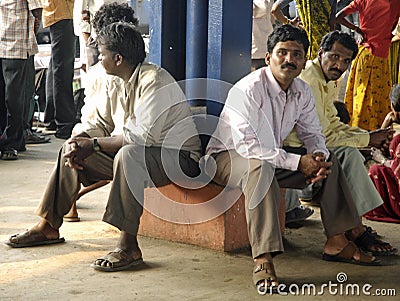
[93,137,101,152]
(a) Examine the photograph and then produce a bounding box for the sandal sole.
[4,237,65,248]
[91,258,143,272]
[322,253,382,266]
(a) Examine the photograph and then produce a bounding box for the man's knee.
[114,144,143,164]
[344,147,364,162]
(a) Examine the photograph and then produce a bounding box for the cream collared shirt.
[284,59,369,148]
[82,62,202,161]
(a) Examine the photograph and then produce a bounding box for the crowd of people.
[2,0,400,294]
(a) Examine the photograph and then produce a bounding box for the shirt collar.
[126,62,142,88]
[313,58,338,89]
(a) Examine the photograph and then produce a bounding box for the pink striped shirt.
[206,67,328,171]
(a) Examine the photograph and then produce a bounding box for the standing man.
[284,31,397,256]
[6,23,203,273]
[42,0,76,139]
[206,25,379,292]
[0,0,42,160]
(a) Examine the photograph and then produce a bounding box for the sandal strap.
[97,248,131,264]
[338,241,375,264]
[337,241,357,260]
[354,230,391,249]
[358,248,376,264]
[253,260,278,286]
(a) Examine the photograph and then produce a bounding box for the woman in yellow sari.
[336,1,400,131]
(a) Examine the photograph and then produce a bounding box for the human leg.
[212,151,281,290]
[48,19,76,138]
[331,147,383,215]
[0,58,27,158]
[314,152,379,263]
[331,146,396,255]
[6,144,115,247]
[23,56,50,145]
[345,46,391,130]
[94,145,200,271]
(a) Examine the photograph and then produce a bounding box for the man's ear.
[115,53,123,66]
[265,52,271,66]
[302,57,307,70]
[317,47,323,61]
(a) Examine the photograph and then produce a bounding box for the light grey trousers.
[36,143,199,235]
[212,150,361,259]
[286,146,383,215]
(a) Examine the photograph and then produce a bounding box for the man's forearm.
[96,135,124,153]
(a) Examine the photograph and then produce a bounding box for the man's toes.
[100,260,111,268]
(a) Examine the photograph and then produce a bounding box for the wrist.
[93,137,101,152]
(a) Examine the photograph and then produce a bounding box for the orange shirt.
[42,0,74,28]
[343,0,400,58]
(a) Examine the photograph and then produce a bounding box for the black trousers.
[0,58,27,150]
[44,19,75,131]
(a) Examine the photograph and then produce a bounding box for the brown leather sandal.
[322,241,381,266]
[91,248,143,272]
[253,261,279,294]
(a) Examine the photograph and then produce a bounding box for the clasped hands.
[298,152,332,184]
[64,137,94,170]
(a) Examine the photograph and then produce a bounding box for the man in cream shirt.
[6,23,202,273]
[284,30,397,256]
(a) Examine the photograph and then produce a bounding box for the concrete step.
[139,183,249,251]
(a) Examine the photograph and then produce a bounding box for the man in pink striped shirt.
[207,24,380,293]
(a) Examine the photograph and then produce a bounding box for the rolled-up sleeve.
[83,80,116,137]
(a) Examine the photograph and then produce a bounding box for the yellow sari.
[294,0,332,59]
[344,46,392,131]
[389,40,400,84]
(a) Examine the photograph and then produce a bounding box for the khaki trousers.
[212,150,361,259]
[36,143,199,235]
